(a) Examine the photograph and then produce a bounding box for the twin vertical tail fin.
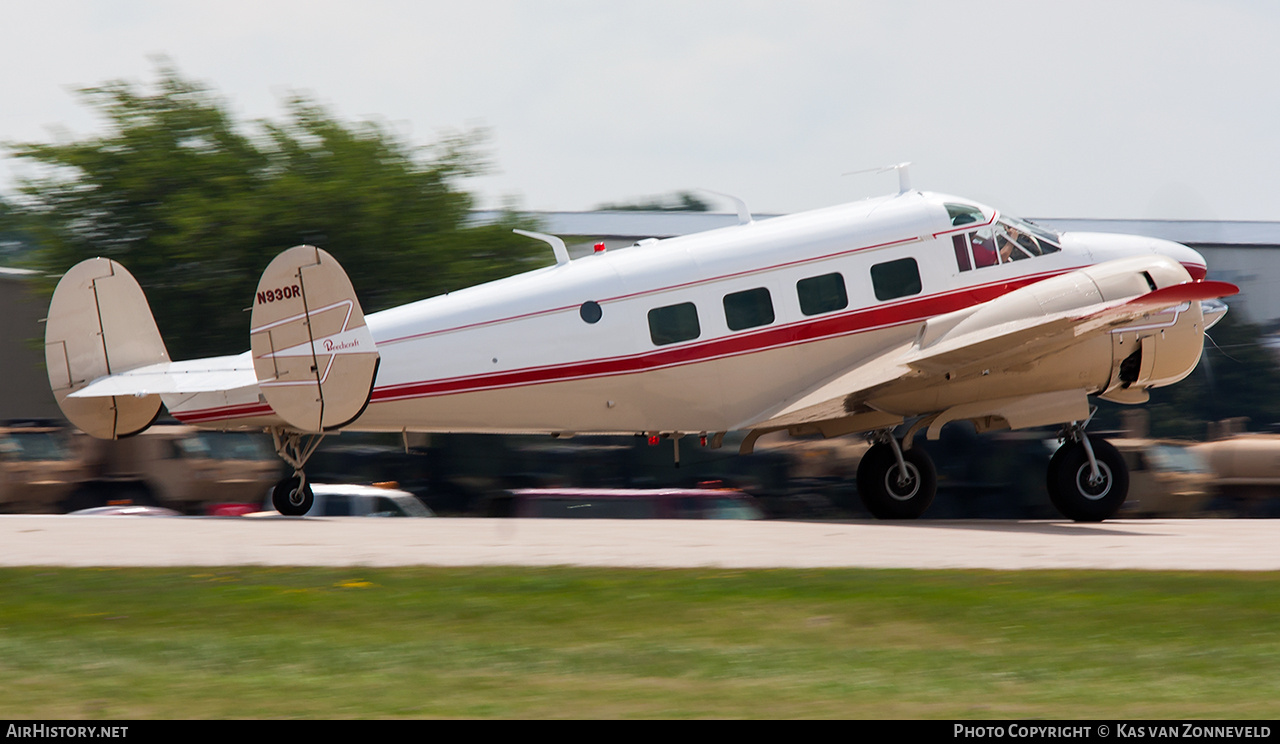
[44,258,169,439]
[45,245,379,439]
[249,245,380,433]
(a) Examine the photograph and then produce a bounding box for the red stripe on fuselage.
[171,267,1076,425]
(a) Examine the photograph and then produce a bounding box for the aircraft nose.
[1154,239,1207,280]
[1064,232,1207,280]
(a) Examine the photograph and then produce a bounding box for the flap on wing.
[753,342,918,428]
[67,354,258,398]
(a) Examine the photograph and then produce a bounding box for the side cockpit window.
[952,216,1060,273]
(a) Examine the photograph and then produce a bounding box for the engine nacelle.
[1100,299,1207,404]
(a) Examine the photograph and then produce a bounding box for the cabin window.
[648,302,701,345]
[723,287,775,331]
[580,300,603,324]
[797,272,848,316]
[870,258,922,301]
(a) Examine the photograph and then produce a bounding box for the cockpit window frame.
[951,213,1061,273]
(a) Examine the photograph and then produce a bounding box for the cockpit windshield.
[998,216,1061,260]
[950,213,1060,272]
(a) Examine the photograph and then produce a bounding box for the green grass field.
[1,567,1277,719]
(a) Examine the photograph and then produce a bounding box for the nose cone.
[1062,232,1207,280]
[1157,239,1208,280]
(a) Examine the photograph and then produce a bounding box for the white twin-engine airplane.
[44,180,1237,521]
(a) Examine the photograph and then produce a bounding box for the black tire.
[857,443,937,519]
[1046,438,1129,522]
[271,476,314,516]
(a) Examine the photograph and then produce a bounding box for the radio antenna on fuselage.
[513,229,571,266]
[697,188,753,225]
[843,162,913,195]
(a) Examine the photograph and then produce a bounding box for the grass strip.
[0,567,1276,719]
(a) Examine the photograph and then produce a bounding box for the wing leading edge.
[750,260,1237,436]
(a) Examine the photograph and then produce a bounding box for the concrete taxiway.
[0,516,1277,571]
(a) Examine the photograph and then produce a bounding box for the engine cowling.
[1100,298,1207,404]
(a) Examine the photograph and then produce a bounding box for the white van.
[254,483,434,517]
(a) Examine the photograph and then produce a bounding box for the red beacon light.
[594,241,607,253]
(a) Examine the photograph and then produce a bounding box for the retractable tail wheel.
[271,474,314,516]
[857,442,937,519]
[1046,437,1128,522]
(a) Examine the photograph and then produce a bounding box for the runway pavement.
[0,516,1277,570]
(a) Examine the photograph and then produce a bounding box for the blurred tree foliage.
[3,63,543,358]
[1094,310,1280,439]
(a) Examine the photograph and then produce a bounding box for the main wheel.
[1046,438,1128,522]
[857,443,937,519]
[271,476,314,516]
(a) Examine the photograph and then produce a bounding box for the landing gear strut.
[1046,421,1129,522]
[857,432,937,519]
[269,429,324,516]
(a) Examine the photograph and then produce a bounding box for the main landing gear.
[269,429,324,516]
[857,432,937,519]
[1045,422,1129,522]
[855,418,1129,522]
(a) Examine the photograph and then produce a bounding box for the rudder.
[250,245,379,432]
[44,258,169,438]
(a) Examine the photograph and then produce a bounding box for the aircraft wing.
[906,280,1238,374]
[66,354,259,398]
[755,279,1238,430]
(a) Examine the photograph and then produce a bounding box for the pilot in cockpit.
[998,224,1039,262]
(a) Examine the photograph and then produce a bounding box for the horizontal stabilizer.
[67,355,257,398]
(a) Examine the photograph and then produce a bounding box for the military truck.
[62,425,282,514]
[1191,434,1280,516]
[1111,438,1215,517]
[66,425,282,514]
[0,421,86,513]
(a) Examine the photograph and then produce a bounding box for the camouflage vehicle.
[0,421,85,513]
[1112,438,1214,517]
[1191,434,1280,516]
[64,425,282,514]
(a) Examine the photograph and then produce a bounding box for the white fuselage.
[163,191,1206,435]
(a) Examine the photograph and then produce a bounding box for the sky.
[3,0,1279,221]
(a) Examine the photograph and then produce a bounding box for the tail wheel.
[271,476,314,516]
[1046,437,1129,522]
[857,443,937,519]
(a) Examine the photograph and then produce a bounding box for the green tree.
[5,63,543,359]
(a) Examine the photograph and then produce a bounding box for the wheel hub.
[1074,462,1113,500]
[885,464,921,501]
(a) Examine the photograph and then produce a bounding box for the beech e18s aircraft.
[44,171,1237,521]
